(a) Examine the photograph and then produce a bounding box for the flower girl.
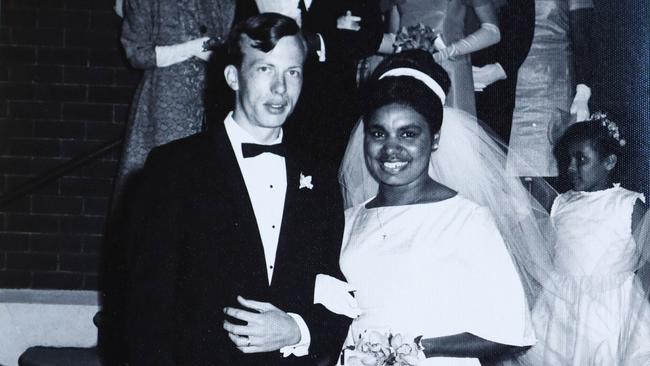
[519,113,650,365]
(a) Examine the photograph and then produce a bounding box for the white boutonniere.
[299,172,313,190]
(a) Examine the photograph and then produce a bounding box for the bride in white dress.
[324,50,541,365]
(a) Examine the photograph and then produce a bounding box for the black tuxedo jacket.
[125,121,350,366]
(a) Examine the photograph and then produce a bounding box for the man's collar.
[224,111,284,145]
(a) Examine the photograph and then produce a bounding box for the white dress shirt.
[225,114,286,284]
[223,113,311,356]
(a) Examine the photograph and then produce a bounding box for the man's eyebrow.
[249,61,274,67]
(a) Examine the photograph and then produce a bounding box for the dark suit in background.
[470,0,536,143]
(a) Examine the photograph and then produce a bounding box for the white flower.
[299,172,313,190]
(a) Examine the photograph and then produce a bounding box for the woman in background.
[100,2,234,361]
[385,0,501,115]
[113,0,235,211]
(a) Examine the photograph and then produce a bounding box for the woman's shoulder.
[442,194,495,223]
[446,193,485,210]
[552,184,645,214]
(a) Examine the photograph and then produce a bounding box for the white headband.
[378,67,446,105]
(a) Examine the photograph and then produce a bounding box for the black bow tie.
[241,142,287,158]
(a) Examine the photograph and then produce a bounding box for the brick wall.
[0,0,139,289]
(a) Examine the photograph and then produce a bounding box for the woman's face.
[364,103,435,190]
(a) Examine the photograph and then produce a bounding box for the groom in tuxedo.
[125,13,349,366]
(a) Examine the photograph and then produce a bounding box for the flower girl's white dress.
[520,185,650,365]
[338,195,536,365]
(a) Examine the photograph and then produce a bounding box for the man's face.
[226,34,306,141]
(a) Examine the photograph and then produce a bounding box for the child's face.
[566,140,616,192]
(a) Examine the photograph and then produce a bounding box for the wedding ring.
[247,339,251,347]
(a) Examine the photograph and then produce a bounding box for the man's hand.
[223,296,301,353]
[337,10,362,31]
[472,63,507,91]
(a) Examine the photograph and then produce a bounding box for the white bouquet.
[343,329,424,366]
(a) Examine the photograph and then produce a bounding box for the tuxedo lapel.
[270,149,309,287]
[207,124,269,286]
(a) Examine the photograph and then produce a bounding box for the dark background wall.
[591,0,650,196]
[0,0,138,290]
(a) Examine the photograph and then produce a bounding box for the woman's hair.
[553,113,626,176]
[361,49,451,133]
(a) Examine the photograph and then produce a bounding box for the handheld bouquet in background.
[393,24,443,54]
[202,36,225,51]
[343,330,423,366]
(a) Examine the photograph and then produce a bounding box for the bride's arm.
[421,332,528,359]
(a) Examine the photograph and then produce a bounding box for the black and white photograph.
[0,0,649,365]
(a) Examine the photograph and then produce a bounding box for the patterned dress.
[113,0,235,211]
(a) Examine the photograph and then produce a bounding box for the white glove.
[434,23,500,63]
[155,37,210,67]
[114,0,123,18]
[314,274,361,318]
[570,84,591,122]
[194,48,212,62]
[472,63,507,91]
[433,43,457,63]
[337,10,362,31]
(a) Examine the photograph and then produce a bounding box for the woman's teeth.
[383,161,407,170]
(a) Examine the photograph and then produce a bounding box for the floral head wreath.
[590,111,626,147]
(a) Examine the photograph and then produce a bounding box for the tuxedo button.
[272,225,276,229]
[270,185,273,188]
[269,265,273,269]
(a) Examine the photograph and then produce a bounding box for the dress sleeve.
[121,0,157,69]
[454,207,536,346]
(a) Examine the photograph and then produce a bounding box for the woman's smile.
[381,160,409,173]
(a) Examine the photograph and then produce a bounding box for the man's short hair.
[227,13,303,67]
